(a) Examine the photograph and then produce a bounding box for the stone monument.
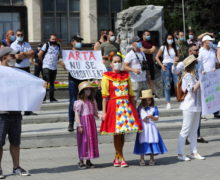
[115,5,165,55]
[115,5,166,97]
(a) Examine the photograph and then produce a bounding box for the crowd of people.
[0,27,220,177]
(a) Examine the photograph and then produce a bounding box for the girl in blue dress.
[134,89,168,166]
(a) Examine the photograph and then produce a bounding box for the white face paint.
[113,62,122,71]
[84,89,91,96]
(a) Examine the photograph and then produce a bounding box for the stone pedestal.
[24,0,42,42]
[80,0,98,43]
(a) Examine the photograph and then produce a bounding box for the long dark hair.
[139,98,155,109]
[78,88,95,102]
[163,33,178,56]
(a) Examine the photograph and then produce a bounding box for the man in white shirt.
[198,35,218,73]
[124,36,148,102]
[11,29,34,72]
[11,29,36,116]
[38,34,61,102]
[198,35,220,119]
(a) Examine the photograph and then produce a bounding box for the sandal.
[78,162,87,169]
[139,160,146,166]
[86,160,95,168]
[149,160,155,166]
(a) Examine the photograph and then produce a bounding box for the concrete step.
[18,115,219,149]
[40,98,180,111]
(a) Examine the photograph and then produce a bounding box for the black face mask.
[50,41,57,45]
[194,54,198,58]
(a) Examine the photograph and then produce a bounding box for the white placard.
[62,50,107,80]
[0,66,46,111]
[199,69,220,115]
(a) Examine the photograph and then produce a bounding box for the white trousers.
[177,111,201,155]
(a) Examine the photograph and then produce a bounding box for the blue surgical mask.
[189,35,194,40]
[136,42,142,49]
[167,39,173,45]
[179,37,185,41]
[145,36,151,41]
[75,42,82,49]
[16,36,24,42]
[10,35,16,42]
[209,41,214,48]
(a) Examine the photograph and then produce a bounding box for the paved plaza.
[1,135,220,180]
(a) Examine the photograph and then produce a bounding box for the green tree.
[123,0,220,35]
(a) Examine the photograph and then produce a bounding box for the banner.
[199,69,220,115]
[0,66,46,111]
[62,50,107,80]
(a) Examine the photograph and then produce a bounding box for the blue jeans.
[68,79,82,125]
[161,63,178,102]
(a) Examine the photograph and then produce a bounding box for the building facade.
[0,0,123,43]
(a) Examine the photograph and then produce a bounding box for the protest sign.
[199,69,220,115]
[0,66,46,111]
[62,50,107,80]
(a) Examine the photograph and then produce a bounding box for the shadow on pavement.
[29,156,179,174]
[30,165,79,174]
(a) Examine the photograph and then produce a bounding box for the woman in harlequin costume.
[100,55,142,167]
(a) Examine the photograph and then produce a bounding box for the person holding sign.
[133,89,167,166]
[177,55,205,161]
[0,47,31,178]
[198,35,220,118]
[62,35,84,132]
[100,55,142,167]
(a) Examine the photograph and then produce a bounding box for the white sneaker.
[189,153,206,160]
[177,155,191,161]
[166,103,171,110]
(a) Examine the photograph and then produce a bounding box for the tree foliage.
[123,0,220,34]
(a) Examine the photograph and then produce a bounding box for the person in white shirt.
[124,36,148,102]
[38,34,61,102]
[155,33,180,109]
[10,29,34,72]
[177,55,205,161]
[11,29,36,116]
[198,35,218,73]
[173,45,209,144]
[198,35,220,118]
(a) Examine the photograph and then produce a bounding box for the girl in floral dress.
[100,55,142,167]
[74,81,99,169]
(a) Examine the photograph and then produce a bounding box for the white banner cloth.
[0,66,46,111]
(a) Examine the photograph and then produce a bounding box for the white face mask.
[109,36,116,42]
[84,89,91,96]
[167,39,173,45]
[113,62,122,71]
[8,59,16,67]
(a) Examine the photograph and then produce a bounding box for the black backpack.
[42,42,60,60]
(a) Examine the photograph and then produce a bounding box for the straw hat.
[140,89,154,99]
[183,55,197,68]
[78,81,94,94]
